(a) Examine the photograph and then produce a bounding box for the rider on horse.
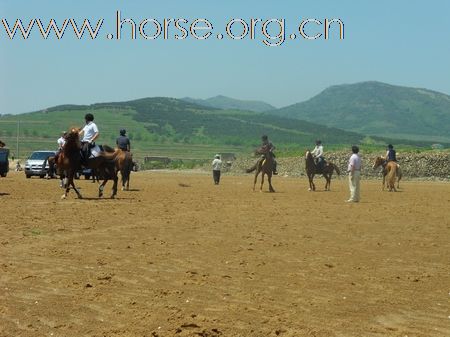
[116,129,131,152]
[79,113,99,164]
[47,131,67,179]
[386,144,397,163]
[260,135,278,175]
[311,140,325,172]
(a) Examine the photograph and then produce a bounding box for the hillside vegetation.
[275,81,450,142]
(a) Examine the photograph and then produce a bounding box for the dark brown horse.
[305,151,340,191]
[246,148,275,192]
[55,130,83,199]
[372,157,402,191]
[58,129,120,199]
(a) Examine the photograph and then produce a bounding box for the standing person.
[116,129,131,151]
[212,154,222,185]
[347,145,362,203]
[79,113,99,163]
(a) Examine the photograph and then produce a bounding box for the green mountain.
[182,95,276,112]
[0,97,367,159]
[275,81,450,142]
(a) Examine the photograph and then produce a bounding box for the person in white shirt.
[311,140,325,172]
[57,131,67,150]
[78,113,99,162]
[212,154,222,185]
[48,131,67,179]
[347,145,362,203]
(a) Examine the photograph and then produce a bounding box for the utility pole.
[16,120,19,159]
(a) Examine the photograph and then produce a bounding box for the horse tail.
[246,164,257,173]
[121,153,133,184]
[386,163,397,188]
[333,164,340,176]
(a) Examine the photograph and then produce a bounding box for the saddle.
[315,157,327,173]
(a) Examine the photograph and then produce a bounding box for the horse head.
[63,129,81,154]
[372,156,385,169]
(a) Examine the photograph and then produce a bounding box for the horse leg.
[382,173,386,191]
[268,173,275,193]
[70,178,83,199]
[325,173,331,191]
[99,179,107,198]
[260,172,265,192]
[111,174,118,199]
[253,170,259,191]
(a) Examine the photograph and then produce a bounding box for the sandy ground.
[0,171,450,337]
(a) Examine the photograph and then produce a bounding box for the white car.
[24,151,56,178]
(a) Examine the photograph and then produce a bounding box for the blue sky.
[1,0,450,114]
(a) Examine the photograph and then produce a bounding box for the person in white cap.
[212,154,222,185]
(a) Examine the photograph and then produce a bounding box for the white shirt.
[311,145,324,158]
[212,158,222,171]
[348,153,362,172]
[81,122,99,142]
[57,136,65,150]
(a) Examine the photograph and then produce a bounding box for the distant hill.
[275,81,450,142]
[182,95,276,112]
[0,97,369,159]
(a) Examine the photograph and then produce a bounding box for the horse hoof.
[110,195,115,199]
[121,187,124,191]
[77,194,83,199]
[308,188,311,191]
[61,195,66,200]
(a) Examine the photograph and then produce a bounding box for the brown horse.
[102,145,134,191]
[55,130,83,199]
[372,157,402,190]
[246,149,275,192]
[58,129,120,199]
[305,151,340,191]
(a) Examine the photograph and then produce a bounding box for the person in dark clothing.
[116,129,130,151]
[386,144,397,162]
[261,135,278,175]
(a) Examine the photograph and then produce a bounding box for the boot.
[273,161,278,175]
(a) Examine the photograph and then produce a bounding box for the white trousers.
[348,171,361,201]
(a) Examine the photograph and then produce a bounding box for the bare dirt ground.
[1,171,450,337]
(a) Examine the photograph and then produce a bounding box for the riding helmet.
[120,129,126,136]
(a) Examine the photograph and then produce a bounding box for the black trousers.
[213,170,221,185]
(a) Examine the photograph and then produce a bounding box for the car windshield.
[29,152,54,160]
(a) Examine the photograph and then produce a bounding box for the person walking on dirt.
[212,154,222,185]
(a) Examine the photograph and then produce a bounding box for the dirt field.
[1,171,450,337]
